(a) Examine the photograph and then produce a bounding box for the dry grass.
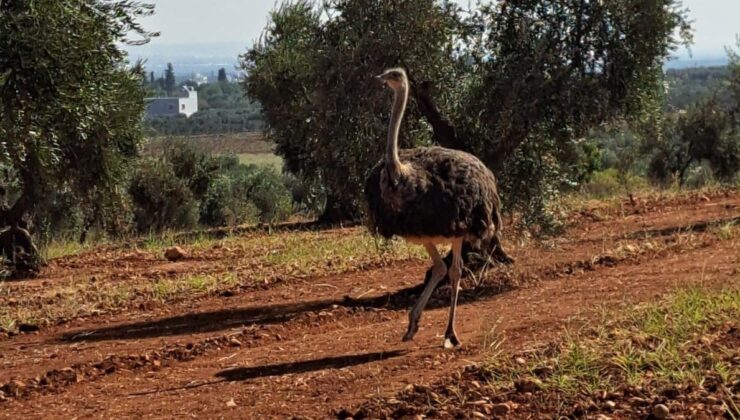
[0,228,425,333]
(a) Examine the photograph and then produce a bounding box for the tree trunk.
[0,193,41,279]
[317,193,359,225]
[411,80,465,150]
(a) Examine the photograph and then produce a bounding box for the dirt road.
[1,191,738,418]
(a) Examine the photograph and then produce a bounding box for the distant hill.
[664,56,729,69]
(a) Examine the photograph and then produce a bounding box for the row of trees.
[243,0,694,228]
[1,0,737,278]
[147,63,178,95]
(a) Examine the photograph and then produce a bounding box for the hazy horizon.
[127,0,739,73]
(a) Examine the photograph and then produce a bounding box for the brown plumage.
[364,68,506,348]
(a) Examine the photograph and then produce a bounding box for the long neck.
[385,81,408,173]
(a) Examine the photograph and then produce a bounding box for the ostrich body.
[364,68,504,348]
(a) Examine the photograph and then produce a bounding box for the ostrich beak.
[374,74,387,86]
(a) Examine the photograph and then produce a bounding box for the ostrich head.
[375,68,408,91]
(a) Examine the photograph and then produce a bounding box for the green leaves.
[244,0,693,227]
[0,0,154,237]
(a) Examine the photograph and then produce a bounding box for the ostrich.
[365,68,508,348]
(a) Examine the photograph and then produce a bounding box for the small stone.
[515,378,542,393]
[514,357,527,365]
[225,398,237,407]
[228,337,242,347]
[605,400,617,410]
[652,404,670,419]
[491,403,511,415]
[164,246,187,261]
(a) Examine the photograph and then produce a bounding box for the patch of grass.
[579,169,650,200]
[264,232,425,276]
[237,153,283,169]
[186,275,210,292]
[0,311,16,331]
[0,228,424,334]
[40,240,90,260]
[483,287,740,398]
[152,279,178,301]
[141,231,178,252]
[710,220,739,241]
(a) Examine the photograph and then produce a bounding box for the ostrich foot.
[443,332,461,349]
[402,322,419,342]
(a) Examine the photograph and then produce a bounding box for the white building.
[145,86,198,118]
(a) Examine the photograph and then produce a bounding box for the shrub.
[245,167,294,224]
[580,169,650,199]
[199,174,260,227]
[128,160,198,232]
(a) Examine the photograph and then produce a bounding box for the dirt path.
[1,192,738,418]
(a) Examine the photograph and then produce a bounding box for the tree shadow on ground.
[54,214,738,343]
[58,279,515,343]
[621,215,739,240]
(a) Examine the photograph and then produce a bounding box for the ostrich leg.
[443,238,463,348]
[402,242,447,342]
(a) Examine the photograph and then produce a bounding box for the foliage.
[579,168,650,199]
[128,160,199,232]
[199,162,295,226]
[163,140,220,199]
[643,42,740,186]
[0,0,154,274]
[132,141,298,230]
[244,0,691,228]
[147,108,264,135]
[647,97,739,185]
[164,62,176,94]
[243,0,463,220]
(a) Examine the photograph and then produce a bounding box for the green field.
[237,152,283,169]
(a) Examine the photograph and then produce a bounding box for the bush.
[128,160,198,232]
[199,174,260,227]
[580,169,649,199]
[244,167,294,224]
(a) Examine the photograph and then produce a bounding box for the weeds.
[482,288,740,398]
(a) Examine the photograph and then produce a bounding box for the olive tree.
[243,0,465,221]
[245,0,690,227]
[0,0,154,276]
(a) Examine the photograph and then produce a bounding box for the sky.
[128,0,739,68]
